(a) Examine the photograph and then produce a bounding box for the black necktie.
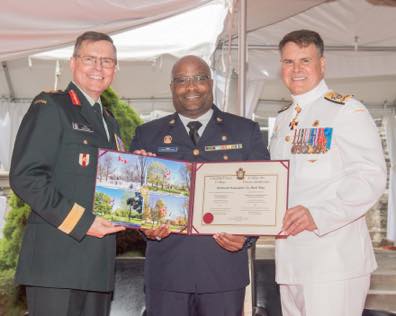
[93,102,103,120]
[93,103,108,140]
[187,121,202,145]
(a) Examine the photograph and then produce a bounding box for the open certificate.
[192,161,288,235]
[93,149,288,235]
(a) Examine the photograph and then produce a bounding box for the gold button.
[83,139,88,145]
[223,155,229,160]
[222,135,227,141]
[193,149,200,156]
[285,136,290,142]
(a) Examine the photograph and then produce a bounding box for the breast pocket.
[59,131,98,176]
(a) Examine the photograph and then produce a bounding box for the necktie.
[187,121,202,145]
[93,102,103,120]
[93,103,108,140]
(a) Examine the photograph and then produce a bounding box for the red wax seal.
[203,212,214,224]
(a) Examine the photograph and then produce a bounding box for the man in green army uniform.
[10,31,125,316]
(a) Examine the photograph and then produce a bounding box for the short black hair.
[73,31,117,62]
[279,29,324,56]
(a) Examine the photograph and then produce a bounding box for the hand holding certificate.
[93,149,288,235]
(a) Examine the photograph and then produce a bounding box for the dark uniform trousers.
[130,105,270,316]
[26,286,112,316]
[10,82,121,316]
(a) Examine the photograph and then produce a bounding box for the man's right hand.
[87,216,125,238]
[141,225,171,241]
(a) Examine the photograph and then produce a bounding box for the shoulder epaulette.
[33,98,47,105]
[278,103,292,113]
[44,89,64,94]
[324,91,353,105]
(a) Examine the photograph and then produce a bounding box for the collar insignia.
[68,89,81,106]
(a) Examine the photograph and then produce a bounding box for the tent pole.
[237,0,247,117]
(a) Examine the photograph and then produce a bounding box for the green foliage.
[0,194,30,312]
[94,192,113,216]
[101,87,143,149]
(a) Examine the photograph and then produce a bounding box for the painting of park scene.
[94,149,192,232]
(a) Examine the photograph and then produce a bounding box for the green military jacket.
[10,82,121,291]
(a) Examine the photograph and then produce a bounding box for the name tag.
[205,144,243,151]
[72,122,94,133]
[158,146,178,153]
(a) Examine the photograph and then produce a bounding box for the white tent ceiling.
[238,0,396,112]
[1,0,395,114]
[0,0,214,61]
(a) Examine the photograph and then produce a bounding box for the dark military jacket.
[130,105,270,292]
[10,82,120,291]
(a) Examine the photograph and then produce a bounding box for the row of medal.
[289,127,333,154]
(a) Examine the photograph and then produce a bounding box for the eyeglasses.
[75,55,116,69]
[172,75,210,86]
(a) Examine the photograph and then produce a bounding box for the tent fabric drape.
[0,101,30,171]
[384,113,396,242]
[0,0,212,61]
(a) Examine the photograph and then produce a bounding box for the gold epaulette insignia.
[324,91,353,105]
[278,103,292,113]
[33,98,47,105]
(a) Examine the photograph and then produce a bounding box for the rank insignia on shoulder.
[33,98,47,105]
[68,89,81,106]
[324,91,353,105]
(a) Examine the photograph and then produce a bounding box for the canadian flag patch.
[79,153,90,167]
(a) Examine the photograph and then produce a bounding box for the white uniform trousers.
[279,274,371,316]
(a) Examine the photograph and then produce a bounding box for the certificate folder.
[94,149,289,235]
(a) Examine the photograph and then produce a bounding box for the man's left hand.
[282,205,317,236]
[213,233,246,252]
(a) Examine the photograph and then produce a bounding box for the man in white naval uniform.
[270,29,386,316]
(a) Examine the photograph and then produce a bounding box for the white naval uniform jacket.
[270,80,386,284]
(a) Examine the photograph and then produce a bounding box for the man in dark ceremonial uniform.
[131,55,269,316]
[10,31,125,316]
